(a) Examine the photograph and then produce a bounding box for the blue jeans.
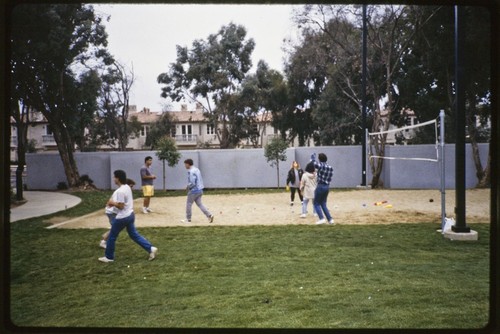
[105,213,152,260]
[302,198,317,215]
[313,184,332,221]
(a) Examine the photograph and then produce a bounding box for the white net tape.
[368,118,439,162]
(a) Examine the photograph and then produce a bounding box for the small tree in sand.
[264,137,288,188]
[155,137,181,190]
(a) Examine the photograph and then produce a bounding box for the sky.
[93,4,302,112]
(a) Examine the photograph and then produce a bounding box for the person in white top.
[300,161,318,218]
[99,178,136,249]
[98,170,158,263]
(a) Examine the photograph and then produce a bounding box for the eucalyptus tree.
[397,6,491,187]
[288,4,436,187]
[157,23,255,148]
[236,60,290,147]
[10,4,111,187]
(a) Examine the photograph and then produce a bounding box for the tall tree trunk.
[51,118,81,188]
[369,106,389,188]
[477,149,490,188]
[14,104,29,201]
[466,98,490,188]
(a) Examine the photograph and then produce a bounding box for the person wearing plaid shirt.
[311,153,334,225]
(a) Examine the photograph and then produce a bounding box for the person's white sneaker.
[98,257,113,263]
[99,240,107,249]
[300,214,307,218]
[149,247,158,261]
[181,219,191,223]
[328,219,335,225]
[146,207,153,213]
[142,207,149,214]
[315,219,326,225]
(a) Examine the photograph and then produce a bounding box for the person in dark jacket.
[286,161,304,206]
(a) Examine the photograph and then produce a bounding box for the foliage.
[10,4,111,187]
[287,5,442,187]
[93,61,137,151]
[155,137,181,168]
[396,6,491,186]
[157,23,255,148]
[56,182,68,190]
[264,137,289,187]
[145,112,177,149]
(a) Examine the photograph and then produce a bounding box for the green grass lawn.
[8,190,491,329]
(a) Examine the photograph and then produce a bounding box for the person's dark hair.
[145,156,153,163]
[305,161,315,173]
[184,159,194,166]
[318,153,327,163]
[114,170,127,184]
[126,178,136,187]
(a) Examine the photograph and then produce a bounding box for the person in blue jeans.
[311,153,335,225]
[98,170,158,263]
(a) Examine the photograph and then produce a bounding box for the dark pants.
[290,187,303,203]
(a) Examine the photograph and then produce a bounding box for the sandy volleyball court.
[46,189,490,229]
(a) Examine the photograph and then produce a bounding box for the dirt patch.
[45,189,490,229]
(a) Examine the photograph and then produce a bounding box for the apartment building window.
[182,125,192,136]
[46,125,53,135]
[206,124,215,135]
[140,125,150,137]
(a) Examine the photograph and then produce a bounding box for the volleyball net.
[367,111,448,231]
[367,118,439,162]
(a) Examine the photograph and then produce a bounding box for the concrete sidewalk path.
[10,191,82,222]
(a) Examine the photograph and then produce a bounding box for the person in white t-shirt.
[99,178,136,249]
[98,170,158,263]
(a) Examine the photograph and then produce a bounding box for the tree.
[155,137,181,191]
[157,23,255,148]
[97,60,138,151]
[71,70,102,151]
[145,111,177,149]
[10,4,111,187]
[398,6,491,187]
[264,137,289,188]
[232,61,285,147]
[289,5,436,187]
[9,103,32,201]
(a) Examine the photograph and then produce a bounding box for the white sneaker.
[300,214,307,218]
[181,219,191,223]
[328,219,335,225]
[98,257,113,263]
[149,246,158,261]
[146,207,153,213]
[99,240,107,249]
[142,207,149,214]
[315,219,326,225]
